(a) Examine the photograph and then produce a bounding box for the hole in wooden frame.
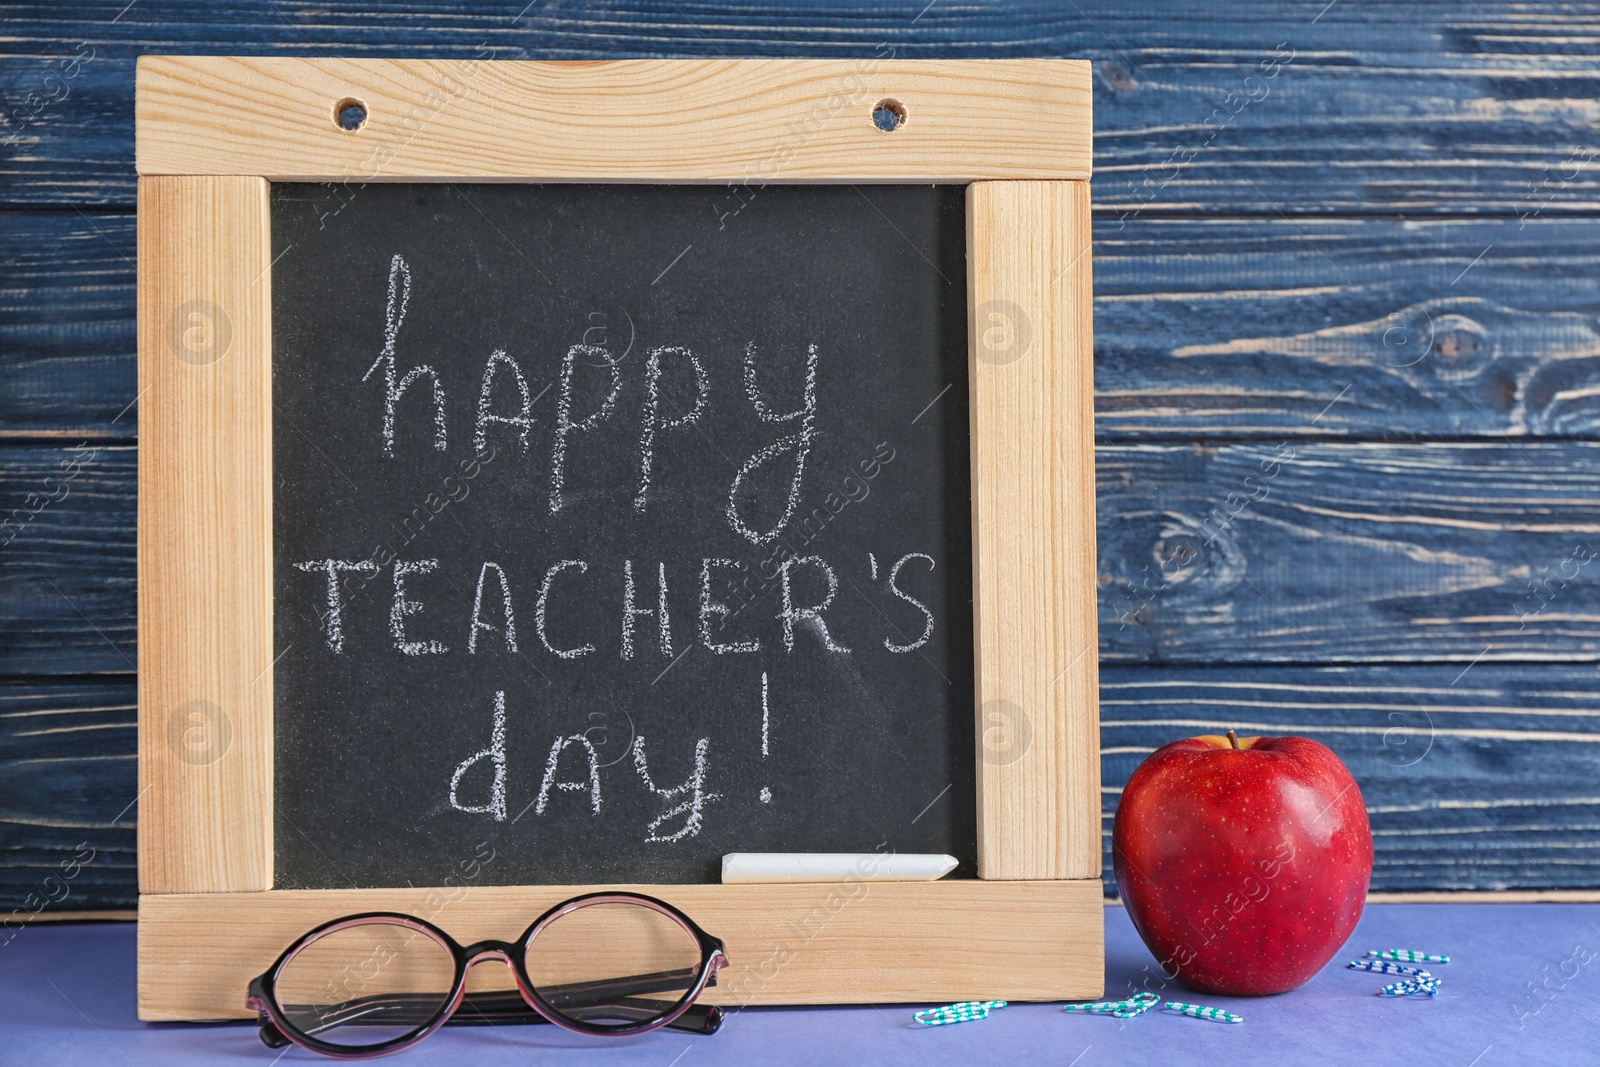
[334,98,368,131]
[872,99,907,132]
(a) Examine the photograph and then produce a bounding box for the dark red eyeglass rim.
[246,890,728,1059]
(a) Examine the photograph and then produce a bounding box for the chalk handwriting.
[700,558,761,653]
[621,559,674,659]
[727,342,818,545]
[536,560,594,659]
[884,552,936,653]
[295,558,380,652]
[300,556,940,657]
[362,255,447,456]
[448,690,507,821]
[446,695,719,844]
[635,346,710,511]
[468,561,517,653]
[633,735,719,843]
[777,555,850,652]
[535,733,604,815]
[474,349,535,455]
[391,559,448,655]
[550,344,621,514]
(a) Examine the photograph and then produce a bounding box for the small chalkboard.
[269,182,976,887]
[135,56,1100,1016]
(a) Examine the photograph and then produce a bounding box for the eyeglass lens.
[273,921,457,1049]
[525,900,705,1029]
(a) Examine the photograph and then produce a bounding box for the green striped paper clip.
[1381,977,1441,997]
[1165,1001,1244,1024]
[1063,991,1160,1019]
[1349,959,1433,979]
[914,1000,1007,1026]
[1368,949,1450,964]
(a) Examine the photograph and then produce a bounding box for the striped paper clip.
[1063,991,1160,1018]
[1113,992,1161,1019]
[1380,977,1441,998]
[1348,959,1433,979]
[1165,1001,1244,1024]
[1368,949,1450,964]
[914,1000,1006,1026]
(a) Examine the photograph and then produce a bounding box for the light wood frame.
[135,57,1099,1020]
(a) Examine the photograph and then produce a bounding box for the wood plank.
[968,182,1100,879]
[0,211,136,441]
[0,680,135,913]
[0,444,135,674]
[136,176,273,892]
[1094,216,1600,439]
[1099,664,1600,893]
[137,879,1105,1019]
[135,57,1090,182]
[16,213,1600,442]
[1098,442,1600,663]
[6,2,1600,210]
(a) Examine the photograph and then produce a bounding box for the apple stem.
[1226,729,1241,750]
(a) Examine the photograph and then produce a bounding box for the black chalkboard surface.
[271,182,974,889]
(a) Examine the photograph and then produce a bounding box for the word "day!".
[364,254,828,547]
[448,691,717,843]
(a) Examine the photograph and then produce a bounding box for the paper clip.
[914,1000,1006,1026]
[1348,959,1433,979]
[1368,949,1450,964]
[1113,992,1161,1019]
[1165,1001,1244,1024]
[1380,977,1440,998]
[1064,991,1160,1019]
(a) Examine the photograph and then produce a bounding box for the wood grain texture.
[0,211,135,440]
[7,2,1600,211]
[1094,216,1600,439]
[137,879,1105,1019]
[968,182,1100,880]
[136,176,273,893]
[0,444,134,673]
[1100,665,1600,893]
[0,680,135,912]
[135,56,1090,182]
[1099,442,1600,664]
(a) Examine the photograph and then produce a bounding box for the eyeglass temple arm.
[259,968,722,1046]
[455,989,721,1033]
[536,964,715,1007]
[258,998,721,1048]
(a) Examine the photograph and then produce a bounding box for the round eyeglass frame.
[246,890,729,1059]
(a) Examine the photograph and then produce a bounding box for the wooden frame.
[135,57,1098,1020]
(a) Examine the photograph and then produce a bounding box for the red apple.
[1112,731,1373,996]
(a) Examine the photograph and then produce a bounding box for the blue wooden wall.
[4,1,1598,910]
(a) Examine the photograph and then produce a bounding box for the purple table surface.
[1,903,1595,1065]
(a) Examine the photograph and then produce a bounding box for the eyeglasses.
[247,891,729,1058]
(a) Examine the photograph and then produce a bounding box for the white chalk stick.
[721,853,957,884]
